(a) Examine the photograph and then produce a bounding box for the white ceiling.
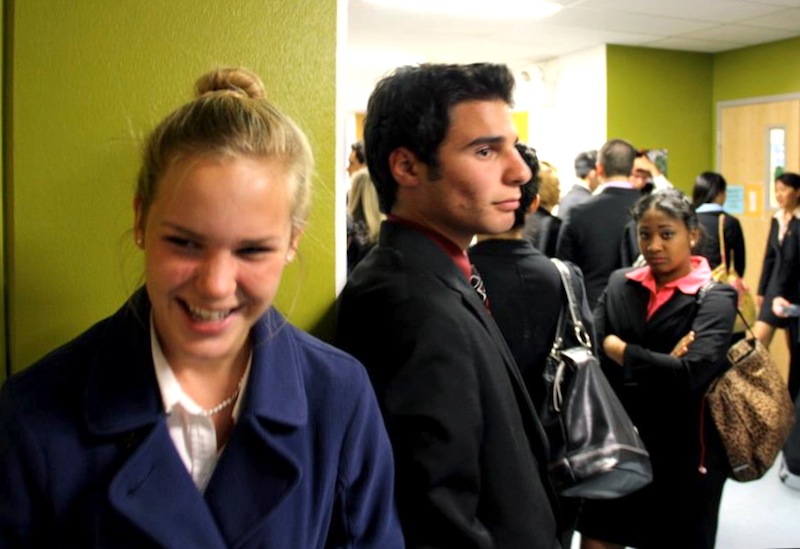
[346,0,800,107]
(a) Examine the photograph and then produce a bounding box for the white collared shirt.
[151,320,251,492]
[774,206,800,244]
[592,179,635,195]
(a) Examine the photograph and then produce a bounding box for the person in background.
[630,149,673,194]
[755,172,800,351]
[347,139,367,176]
[469,142,594,549]
[577,189,736,549]
[558,149,599,222]
[346,168,384,273]
[0,67,402,548]
[772,214,800,488]
[523,160,561,257]
[335,62,562,549]
[762,172,800,395]
[556,138,641,309]
[692,171,746,276]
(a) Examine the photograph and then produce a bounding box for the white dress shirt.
[151,320,251,492]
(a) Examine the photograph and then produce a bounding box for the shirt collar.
[695,203,724,213]
[151,317,251,419]
[573,180,590,192]
[773,206,800,221]
[387,214,472,279]
[625,255,712,294]
[593,180,635,195]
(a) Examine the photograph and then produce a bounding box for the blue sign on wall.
[724,185,745,214]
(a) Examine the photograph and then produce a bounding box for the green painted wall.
[713,36,800,103]
[606,45,714,193]
[9,1,338,372]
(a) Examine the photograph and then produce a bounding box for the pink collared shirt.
[625,256,712,320]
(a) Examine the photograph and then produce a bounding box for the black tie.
[469,265,490,312]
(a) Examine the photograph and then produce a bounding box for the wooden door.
[718,98,800,379]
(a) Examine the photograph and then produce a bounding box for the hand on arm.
[772,296,791,318]
[602,334,627,366]
[670,331,695,358]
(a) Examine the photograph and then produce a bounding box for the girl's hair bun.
[194,67,266,100]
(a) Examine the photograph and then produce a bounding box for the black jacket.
[335,221,562,549]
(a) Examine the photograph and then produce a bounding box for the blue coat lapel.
[108,422,227,549]
[203,311,306,545]
[84,292,310,547]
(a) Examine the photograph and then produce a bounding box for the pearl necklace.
[201,375,245,417]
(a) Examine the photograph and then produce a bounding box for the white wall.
[518,45,607,199]
[343,44,609,206]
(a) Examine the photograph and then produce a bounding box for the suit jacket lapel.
[424,235,557,487]
[647,291,697,332]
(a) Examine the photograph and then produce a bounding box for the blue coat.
[0,290,404,548]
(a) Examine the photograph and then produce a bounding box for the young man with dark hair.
[335,63,562,549]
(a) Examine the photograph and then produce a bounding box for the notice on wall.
[724,185,745,214]
[724,184,764,217]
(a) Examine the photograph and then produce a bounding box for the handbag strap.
[717,213,727,269]
[697,279,755,338]
[550,258,593,350]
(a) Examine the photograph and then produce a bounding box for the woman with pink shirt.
[577,189,737,549]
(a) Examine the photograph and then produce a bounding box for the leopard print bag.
[705,334,795,482]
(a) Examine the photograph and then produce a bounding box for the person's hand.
[670,331,695,357]
[773,296,791,318]
[602,334,626,366]
[633,155,661,177]
[756,294,764,309]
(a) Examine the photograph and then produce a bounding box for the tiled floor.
[570,454,800,548]
[716,454,800,549]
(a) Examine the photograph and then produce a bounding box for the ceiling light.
[362,0,563,19]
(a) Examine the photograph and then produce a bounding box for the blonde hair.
[538,161,560,212]
[136,67,314,237]
[347,170,383,245]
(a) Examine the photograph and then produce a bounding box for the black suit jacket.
[469,239,594,410]
[335,222,562,549]
[557,184,591,222]
[556,187,641,308]
[523,209,561,258]
[758,217,800,298]
[596,270,737,471]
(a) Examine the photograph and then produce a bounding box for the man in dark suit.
[558,149,599,223]
[335,64,563,549]
[556,139,641,309]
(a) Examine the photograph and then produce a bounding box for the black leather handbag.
[541,259,653,499]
